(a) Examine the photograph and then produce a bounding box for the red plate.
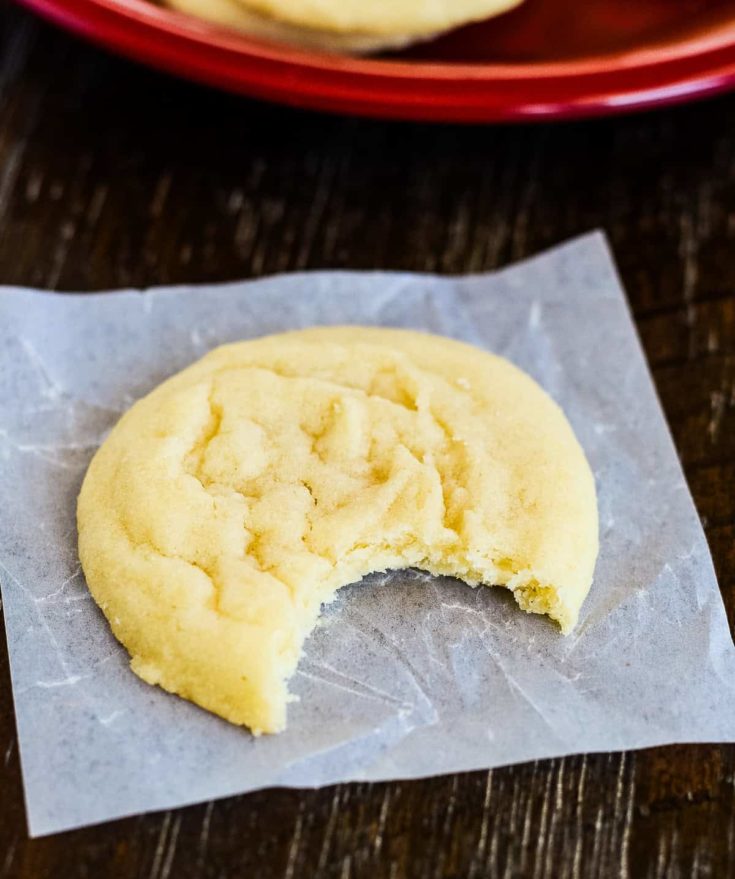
[14,0,735,121]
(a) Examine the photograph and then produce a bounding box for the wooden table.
[1,3,734,875]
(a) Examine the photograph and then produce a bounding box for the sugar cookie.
[78,327,598,733]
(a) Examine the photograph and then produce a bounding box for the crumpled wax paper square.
[1,232,733,837]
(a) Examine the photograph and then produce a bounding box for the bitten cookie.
[78,327,598,734]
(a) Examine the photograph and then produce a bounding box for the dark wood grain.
[1,2,735,875]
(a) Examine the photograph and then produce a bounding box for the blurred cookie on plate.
[163,0,525,53]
